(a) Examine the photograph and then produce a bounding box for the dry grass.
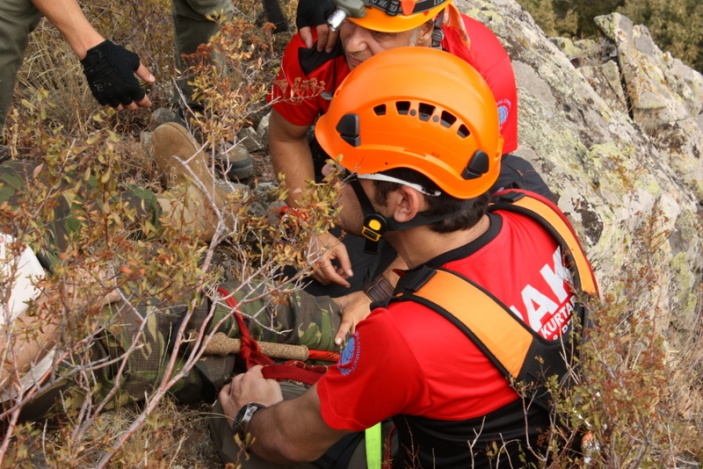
[2,0,703,468]
[13,400,221,469]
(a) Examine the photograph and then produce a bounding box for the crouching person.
[213,47,598,468]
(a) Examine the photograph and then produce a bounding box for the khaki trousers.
[0,0,234,132]
[171,0,234,106]
[0,0,42,132]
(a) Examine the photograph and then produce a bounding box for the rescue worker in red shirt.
[217,47,591,468]
[269,0,552,299]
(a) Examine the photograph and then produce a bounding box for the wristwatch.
[232,402,266,441]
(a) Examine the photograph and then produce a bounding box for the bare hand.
[332,291,373,345]
[309,231,352,287]
[218,365,283,427]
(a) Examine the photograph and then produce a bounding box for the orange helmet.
[342,0,453,33]
[314,47,503,200]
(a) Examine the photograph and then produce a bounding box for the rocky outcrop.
[458,1,702,333]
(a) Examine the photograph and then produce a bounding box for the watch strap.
[234,402,266,441]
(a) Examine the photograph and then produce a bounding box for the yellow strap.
[365,422,382,469]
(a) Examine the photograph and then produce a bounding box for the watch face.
[234,403,265,440]
[233,405,248,429]
[242,404,258,421]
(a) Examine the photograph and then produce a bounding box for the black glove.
[295,0,336,30]
[80,40,145,107]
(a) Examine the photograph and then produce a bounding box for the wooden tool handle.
[203,332,310,361]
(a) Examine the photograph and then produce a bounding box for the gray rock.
[457,0,702,328]
[256,112,271,148]
[237,126,265,153]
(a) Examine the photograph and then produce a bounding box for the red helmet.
[314,47,503,199]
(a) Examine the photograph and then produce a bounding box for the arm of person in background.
[295,0,339,52]
[269,109,353,288]
[31,0,155,110]
[268,110,317,208]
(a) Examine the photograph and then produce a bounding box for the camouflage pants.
[14,279,341,420]
[0,0,42,132]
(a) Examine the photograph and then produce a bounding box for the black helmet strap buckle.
[462,150,490,180]
[350,177,386,254]
[361,213,388,254]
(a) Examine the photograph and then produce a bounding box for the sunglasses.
[330,162,441,197]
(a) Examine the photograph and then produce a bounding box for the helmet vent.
[396,101,411,115]
[389,102,468,138]
[373,104,387,116]
[418,103,435,122]
[441,111,456,128]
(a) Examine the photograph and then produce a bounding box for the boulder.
[458,0,702,333]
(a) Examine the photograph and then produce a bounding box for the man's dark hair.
[371,168,490,233]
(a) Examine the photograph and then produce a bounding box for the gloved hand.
[295,0,335,31]
[295,0,338,52]
[80,40,148,108]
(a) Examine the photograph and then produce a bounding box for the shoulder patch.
[497,98,512,127]
[338,333,362,376]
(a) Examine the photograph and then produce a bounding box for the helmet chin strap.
[349,178,459,254]
[349,178,386,254]
[430,9,445,49]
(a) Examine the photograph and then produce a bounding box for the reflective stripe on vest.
[365,422,382,469]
